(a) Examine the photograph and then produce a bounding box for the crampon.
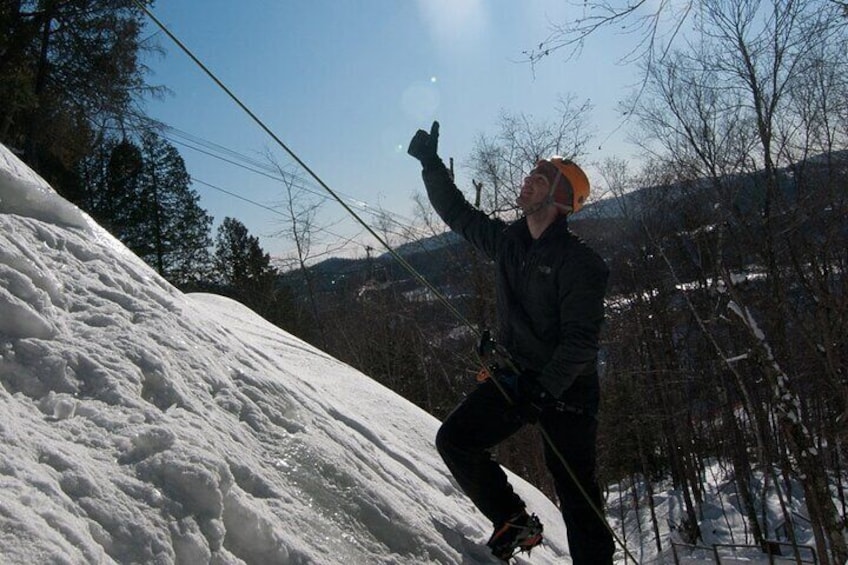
[486,512,544,562]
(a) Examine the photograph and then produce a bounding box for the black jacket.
[422,159,609,413]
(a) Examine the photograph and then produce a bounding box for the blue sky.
[141,1,641,262]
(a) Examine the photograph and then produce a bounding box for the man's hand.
[407,121,440,164]
[509,377,555,424]
[476,329,497,360]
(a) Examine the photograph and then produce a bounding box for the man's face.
[516,162,556,213]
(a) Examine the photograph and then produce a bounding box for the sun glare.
[416,0,488,48]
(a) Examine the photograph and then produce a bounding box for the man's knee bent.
[435,420,458,459]
[436,419,479,465]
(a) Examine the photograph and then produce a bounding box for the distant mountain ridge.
[289,149,846,294]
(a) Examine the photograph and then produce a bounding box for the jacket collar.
[540,215,570,240]
[511,214,569,243]
[510,214,568,240]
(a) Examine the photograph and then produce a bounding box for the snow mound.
[0,143,570,564]
[0,145,92,230]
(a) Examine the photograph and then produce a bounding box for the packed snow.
[0,142,571,563]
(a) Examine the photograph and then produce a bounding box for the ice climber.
[408,121,615,563]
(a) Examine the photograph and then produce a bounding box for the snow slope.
[0,143,570,564]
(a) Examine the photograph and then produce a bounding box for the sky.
[139,1,642,263]
[0,141,821,564]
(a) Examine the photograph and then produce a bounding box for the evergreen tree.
[72,135,143,237]
[73,132,212,288]
[0,0,158,195]
[212,217,300,329]
[104,138,144,240]
[127,132,212,287]
[214,217,278,310]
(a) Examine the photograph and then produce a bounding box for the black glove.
[476,329,497,360]
[407,121,440,165]
[509,377,555,424]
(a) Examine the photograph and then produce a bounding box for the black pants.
[435,379,614,564]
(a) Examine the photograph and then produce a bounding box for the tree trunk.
[725,398,764,546]
[725,291,848,564]
[24,0,57,166]
[637,431,663,554]
[0,0,28,138]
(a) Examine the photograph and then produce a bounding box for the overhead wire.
[95,115,378,263]
[134,1,475,332]
[191,177,366,247]
[150,120,436,242]
[119,115,442,257]
[134,4,638,561]
[130,114,429,235]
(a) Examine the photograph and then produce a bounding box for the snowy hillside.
[0,143,571,564]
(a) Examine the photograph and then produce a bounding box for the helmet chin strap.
[519,167,573,217]
[546,169,562,204]
[553,201,574,215]
[541,170,573,216]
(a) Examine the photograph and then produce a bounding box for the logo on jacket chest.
[519,256,554,277]
[521,258,554,276]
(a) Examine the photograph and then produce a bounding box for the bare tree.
[525,1,692,69]
[603,2,848,560]
[267,157,328,349]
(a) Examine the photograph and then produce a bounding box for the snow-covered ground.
[0,143,570,563]
[605,463,822,564]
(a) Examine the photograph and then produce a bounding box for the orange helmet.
[536,157,590,214]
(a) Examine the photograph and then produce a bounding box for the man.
[408,121,614,563]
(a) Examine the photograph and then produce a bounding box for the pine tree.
[0,0,158,192]
[214,217,279,313]
[104,138,144,240]
[125,132,212,287]
[212,217,300,329]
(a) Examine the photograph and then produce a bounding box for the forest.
[1,1,846,563]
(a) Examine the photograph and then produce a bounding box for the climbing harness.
[132,4,637,561]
